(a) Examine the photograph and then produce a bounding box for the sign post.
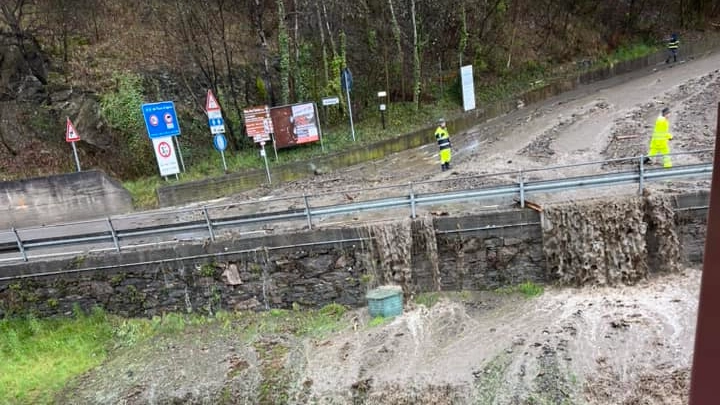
[260,141,271,184]
[341,67,356,142]
[142,101,183,178]
[213,133,228,171]
[65,117,81,172]
[377,91,387,130]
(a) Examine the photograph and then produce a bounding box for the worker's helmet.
[438,118,446,126]
[662,107,670,115]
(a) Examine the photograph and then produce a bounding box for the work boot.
[643,157,651,165]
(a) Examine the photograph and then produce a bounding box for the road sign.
[213,134,227,151]
[322,97,340,106]
[66,117,80,142]
[206,89,221,111]
[152,136,180,176]
[142,101,181,138]
[208,109,226,134]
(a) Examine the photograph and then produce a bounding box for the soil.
[59,50,720,403]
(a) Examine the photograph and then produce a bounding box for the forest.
[0,0,718,181]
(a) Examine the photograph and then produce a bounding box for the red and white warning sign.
[66,117,80,142]
[206,89,221,111]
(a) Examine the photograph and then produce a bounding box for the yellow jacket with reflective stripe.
[651,115,672,142]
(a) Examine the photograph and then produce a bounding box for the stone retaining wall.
[0,191,707,318]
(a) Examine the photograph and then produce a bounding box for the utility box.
[366,285,404,318]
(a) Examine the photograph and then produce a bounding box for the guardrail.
[0,151,713,264]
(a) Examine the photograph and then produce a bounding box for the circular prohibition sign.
[157,141,173,158]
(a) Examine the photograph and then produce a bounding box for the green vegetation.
[0,308,113,405]
[0,303,350,404]
[414,292,440,308]
[495,281,544,297]
[368,315,389,327]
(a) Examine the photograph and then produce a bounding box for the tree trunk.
[411,0,420,109]
[387,0,404,101]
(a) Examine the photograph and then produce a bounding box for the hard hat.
[438,118,446,125]
[662,107,670,115]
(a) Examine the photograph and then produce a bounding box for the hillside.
[0,0,718,184]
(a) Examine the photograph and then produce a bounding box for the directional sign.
[322,97,340,106]
[213,133,228,151]
[208,109,226,134]
[65,117,80,142]
[142,101,181,138]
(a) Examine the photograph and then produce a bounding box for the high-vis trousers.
[648,140,672,168]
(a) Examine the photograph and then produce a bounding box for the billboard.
[270,102,320,149]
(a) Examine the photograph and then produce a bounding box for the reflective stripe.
[668,40,679,49]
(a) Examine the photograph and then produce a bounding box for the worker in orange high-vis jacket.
[435,118,452,171]
[645,107,673,168]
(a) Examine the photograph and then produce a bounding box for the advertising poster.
[270,102,320,149]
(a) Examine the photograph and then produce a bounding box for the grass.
[0,308,113,405]
[495,281,545,298]
[0,303,350,404]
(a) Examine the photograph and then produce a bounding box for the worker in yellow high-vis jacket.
[645,107,673,168]
[435,118,452,171]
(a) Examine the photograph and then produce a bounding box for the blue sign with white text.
[142,101,181,138]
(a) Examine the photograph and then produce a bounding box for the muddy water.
[303,270,699,404]
[541,194,681,286]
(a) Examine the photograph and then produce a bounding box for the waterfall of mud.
[366,218,413,287]
[413,215,441,291]
[541,194,681,286]
[643,193,681,274]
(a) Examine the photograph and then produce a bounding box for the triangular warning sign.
[206,89,220,112]
[66,117,80,142]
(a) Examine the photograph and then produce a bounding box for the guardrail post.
[12,227,27,262]
[638,155,645,195]
[202,207,215,242]
[303,193,313,230]
[518,170,525,208]
[106,218,121,252]
[409,183,417,218]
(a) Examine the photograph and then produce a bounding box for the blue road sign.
[213,133,228,151]
[142,101,181,138]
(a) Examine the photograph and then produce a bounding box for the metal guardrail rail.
[0,152,713,264]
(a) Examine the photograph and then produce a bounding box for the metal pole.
[315,102,325,152]
[261,143,271,183]
[303,193,313,229]
[220,150,227,172]
[174,136,186,173]
[202,207,215,241]
[519,170,525,208]
[409,183,417,218]
[12,227,27,262]
[346,86,356,142]
[71,142,81,172]
[638,155,644,194]
[106,218,120,252]
[689,102,720,404]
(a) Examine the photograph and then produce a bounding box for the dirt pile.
[541,193,681,286]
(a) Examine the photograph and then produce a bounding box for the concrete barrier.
[0,170,133,228]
